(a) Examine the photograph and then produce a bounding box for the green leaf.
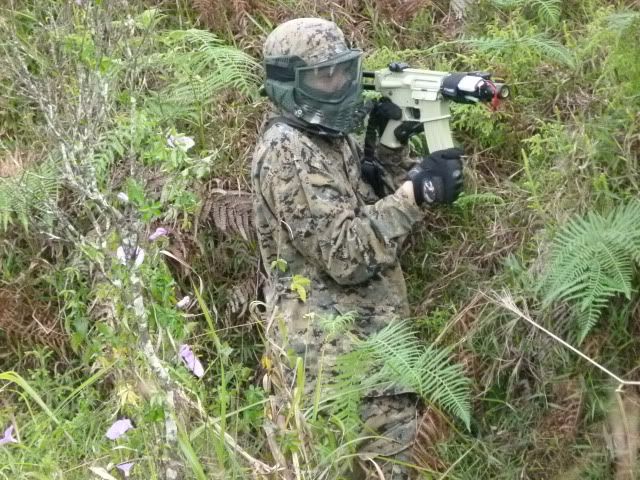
[271,258,288,272]
[290,274,311,302]
[0,371,60,425]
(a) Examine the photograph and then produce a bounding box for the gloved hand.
[408,148,464,205]
[368,98,423,145]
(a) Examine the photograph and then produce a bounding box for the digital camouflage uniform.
[252,18,427,479]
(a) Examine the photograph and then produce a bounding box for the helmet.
[263,18,365,135]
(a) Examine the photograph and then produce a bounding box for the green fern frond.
[517,35,574,66]
[0,178,12,230]
[454,192,505,209]
[490,0,523,6]
[133,8,165,30]
[322,321,471,431]
[319,312,357,341]
[541,201,640,342]
[490,0,561,25]
[530,0,561,25]
[163,29,224,48]
[327,349,369,435]
[363,321,425,390]
[0,159,60,232]
[459,34,574,67]
[157,29,261,107]
[605,11,640,33]
[364,322,471,428]
[91,119,137,177]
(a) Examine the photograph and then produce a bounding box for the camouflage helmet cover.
[263,18,350,63]
[263,18,365,134]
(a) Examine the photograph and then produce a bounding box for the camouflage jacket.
[251,115,426,393]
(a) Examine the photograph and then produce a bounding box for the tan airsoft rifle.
[362,62,509,151]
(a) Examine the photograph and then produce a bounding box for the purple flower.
[149,227,169,241]
[179,344,204,378]
[117,462,135,477]
[0,425,17,445]
[105,418,134,440]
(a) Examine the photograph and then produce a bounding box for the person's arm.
[258,127,424,286]
[375,143,419,194]
[361,99,421,196]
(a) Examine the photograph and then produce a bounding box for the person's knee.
[355,393,420,478]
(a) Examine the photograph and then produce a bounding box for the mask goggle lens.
[295,50,363,102]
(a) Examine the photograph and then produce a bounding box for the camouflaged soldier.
[252,18,464,479]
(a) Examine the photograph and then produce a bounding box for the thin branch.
[489,290,640,388]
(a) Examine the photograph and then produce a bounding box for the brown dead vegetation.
[190,0,451,54]
[522,378,584,479]
[200,188,255,242]
[412,405,451,472]
[0,149,36,178]
[0,287,68,355]
[609,389,640,480]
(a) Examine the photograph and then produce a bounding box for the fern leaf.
[0,159,60,232]
[490,0,524,8]
[530,0,561,25]
[454,192,504,209]
[459,34,575,67]
[227,277,256,317]
[0,178,15,230]
[322,321,471,434]
[416,348,471,428]
[319,312,357,341]
[156,28,261,108]
[202,191,255,241]
[328,349,369,434]
[606,11,640,33]
[520,35,574,67]
[541,201,640,341]
[490,0,561,25]
[363,321,471,428]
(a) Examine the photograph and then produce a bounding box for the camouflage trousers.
[264,297,419,478]
[355,393,419,480]
[266,373,419,479]
[265,340,419,479]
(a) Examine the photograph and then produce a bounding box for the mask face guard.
[294,49,363,103]
[263,49,366,134]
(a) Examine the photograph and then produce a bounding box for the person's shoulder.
[255,121,307,172]
[261,120,306,144]
[259,120,321,161]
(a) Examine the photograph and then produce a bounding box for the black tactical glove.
[408,148,464,205]
[368,98,423,145]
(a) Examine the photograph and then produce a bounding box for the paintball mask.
[263,18,366,135]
